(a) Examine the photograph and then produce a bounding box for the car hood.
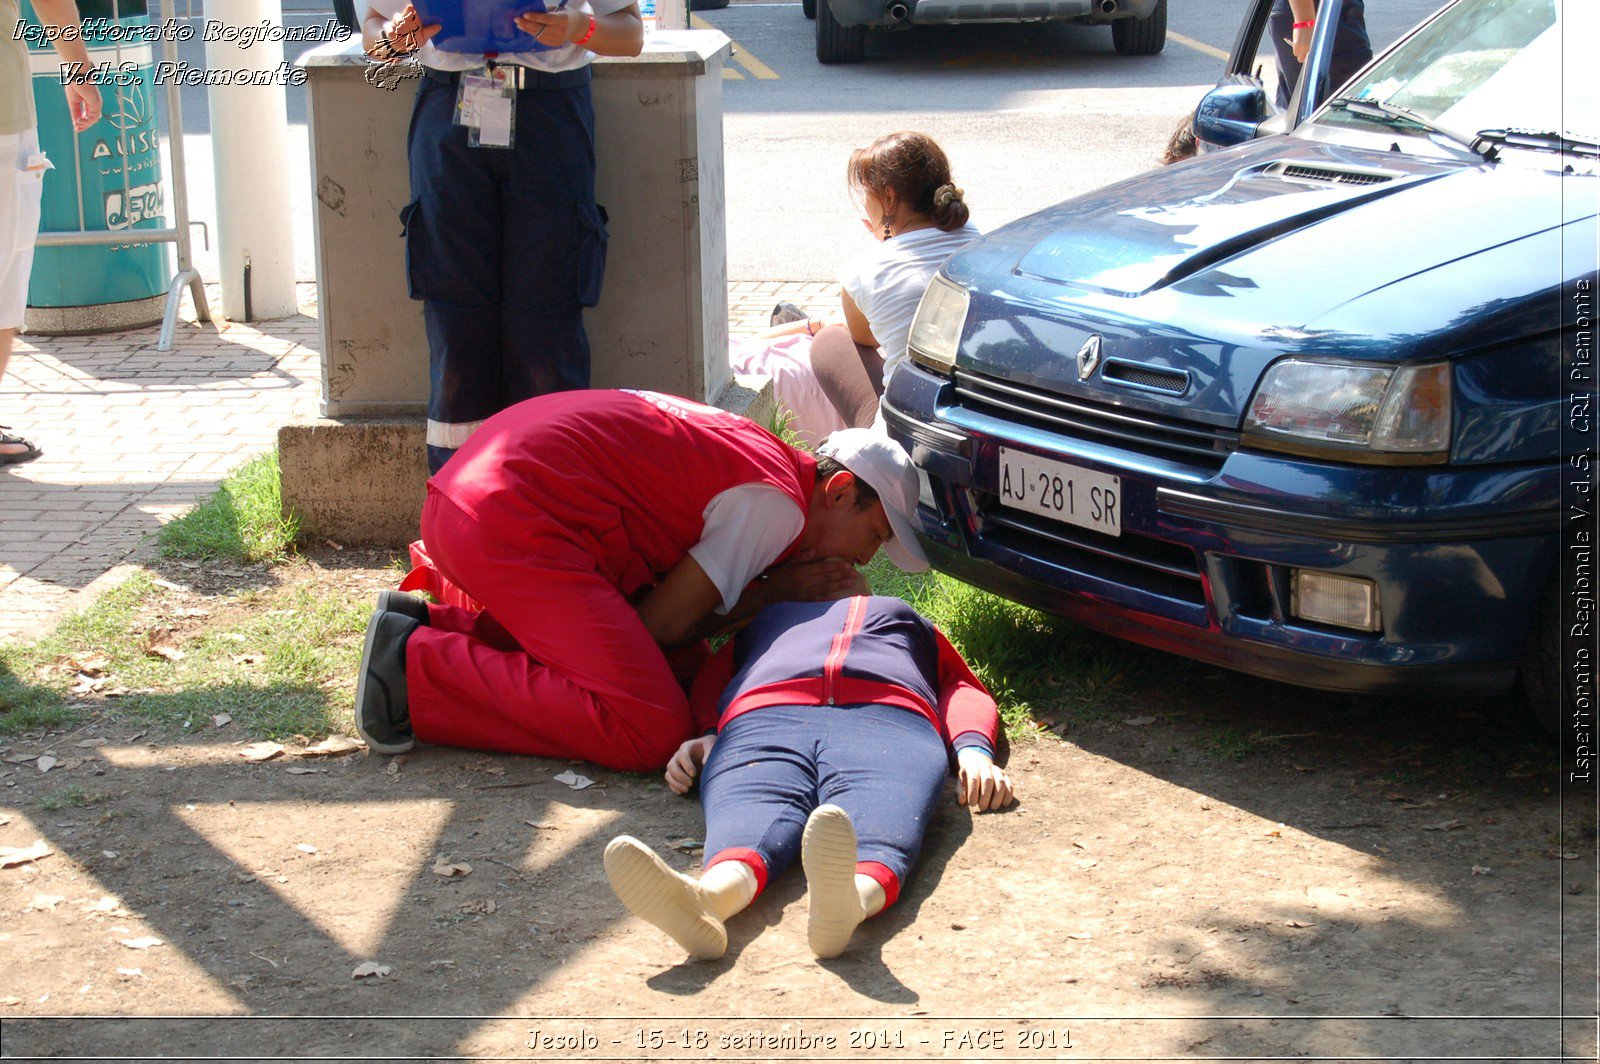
[945,136,1594,428]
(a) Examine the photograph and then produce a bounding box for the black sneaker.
[377,589,430,626]
[770,302,808,327]
[354,609,420,755]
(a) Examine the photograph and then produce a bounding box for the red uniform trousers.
[403,490,698,772]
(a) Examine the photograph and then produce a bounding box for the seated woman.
[732,131,978,443]
[811,130,979,432]
[603,595,1015,961]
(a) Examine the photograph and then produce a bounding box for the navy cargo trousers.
[401,64,609,473]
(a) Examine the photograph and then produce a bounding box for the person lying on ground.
[604,594,1015,962]
[354,390,930,774]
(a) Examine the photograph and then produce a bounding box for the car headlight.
[1243,358,1452,464]
[907,273,970,375]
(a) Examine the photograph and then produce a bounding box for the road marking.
[1168,31,1229,62]
[692,13,782,79]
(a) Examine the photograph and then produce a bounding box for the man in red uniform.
[354,389,930,772]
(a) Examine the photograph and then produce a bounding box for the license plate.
[997,447,1121,537]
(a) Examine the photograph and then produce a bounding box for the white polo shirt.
[366,0,636,73]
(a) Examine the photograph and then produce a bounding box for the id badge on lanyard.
[455,62,522,149]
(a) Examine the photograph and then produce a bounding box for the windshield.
[1319,0,1596,142]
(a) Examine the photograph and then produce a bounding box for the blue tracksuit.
[693,597,999,907]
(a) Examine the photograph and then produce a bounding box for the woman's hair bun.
[933,184,964,208]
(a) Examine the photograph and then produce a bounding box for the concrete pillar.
[203,0,297,320]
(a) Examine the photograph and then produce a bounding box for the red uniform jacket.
[428,390,816,597]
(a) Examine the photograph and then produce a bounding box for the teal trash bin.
[22,0,171,332]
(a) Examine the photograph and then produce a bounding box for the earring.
[882,219,892,238]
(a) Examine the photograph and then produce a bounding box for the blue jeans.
[700,703,950,889]
[1270,0,1372,111]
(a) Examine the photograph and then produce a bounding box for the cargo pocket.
[397,198,425,301]
[12,158,46,254]
[575,201,609,308]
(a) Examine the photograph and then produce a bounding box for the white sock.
[802,804,873,959]
[604,836,727,961]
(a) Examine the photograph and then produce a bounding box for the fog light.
[1291,570,1380,632]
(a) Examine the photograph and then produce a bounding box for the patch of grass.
[863,555,1144,739]
[1206,726,1257,762]
[760,404,806,449]
[0,566,369,740]
[158,450,300,564]
[39,785,105,812]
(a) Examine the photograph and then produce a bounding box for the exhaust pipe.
[888,2,910,20]
[1098,0,1117,11]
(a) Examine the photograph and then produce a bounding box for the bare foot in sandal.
[0,427,41,467]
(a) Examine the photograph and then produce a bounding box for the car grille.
[951,370,1239,470]
[977,502,1206,605]
[1102,359,1188,395]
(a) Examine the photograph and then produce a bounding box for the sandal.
[0,426,41,467]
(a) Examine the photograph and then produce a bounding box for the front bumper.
[826,0,1155,28]
[884,364,1560,697]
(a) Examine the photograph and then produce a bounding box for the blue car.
[882,0,1597,732]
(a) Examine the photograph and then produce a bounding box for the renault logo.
[1076,335,1102,381]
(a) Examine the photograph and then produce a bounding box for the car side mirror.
[1195,84,1267,150]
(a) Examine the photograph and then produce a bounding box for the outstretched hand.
[956,748,1015,812]
[665,735,715,795]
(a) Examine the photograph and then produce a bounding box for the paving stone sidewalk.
[0,279,837,645]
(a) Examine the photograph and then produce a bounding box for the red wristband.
[573,13,597,45]
[1292,19,1314,28]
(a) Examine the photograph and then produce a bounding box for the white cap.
[816,429,929,573]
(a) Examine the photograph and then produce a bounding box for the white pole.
[202,0,296,320]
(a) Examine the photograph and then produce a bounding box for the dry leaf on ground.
[36,755,57,774]
[296,844,318,854]
[299,736,363,758]
[459,899,497,915]
[352,962,391,979]
[239,742,285,762]
[212,714,232,728]
[142,627,185,662]
[553,770,594,790]
[286,767,326,775]
[0,840,53,868]
[432,861,472,878]
[1124,716,1157,727]
[119,936,163,949]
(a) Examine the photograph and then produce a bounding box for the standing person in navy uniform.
[361,2,643,473]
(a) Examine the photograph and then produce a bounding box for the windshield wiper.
[1328,97,1494,160]
[1473,128,1600,159]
